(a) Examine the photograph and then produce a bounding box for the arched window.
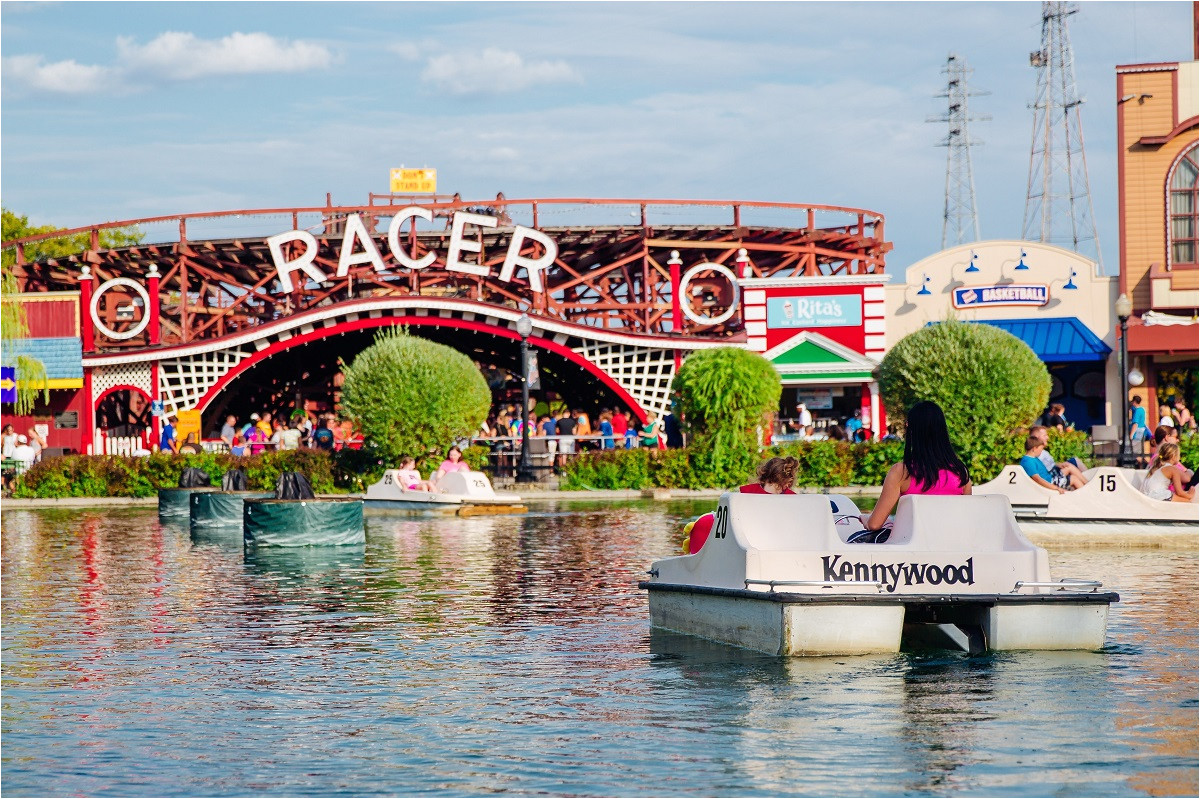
[1168,143,1198,268]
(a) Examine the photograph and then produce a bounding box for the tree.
[339,328,491,465]
[878,318,1051,479]
[673,346,782,486]
[2,208,143,414]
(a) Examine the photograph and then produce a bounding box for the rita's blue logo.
[953,284,1048,309]
[767,294,862,328]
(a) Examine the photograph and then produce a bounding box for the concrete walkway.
[1,485,883,510]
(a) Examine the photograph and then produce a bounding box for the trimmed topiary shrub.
[340,328,491,466]
[879,318,1051,481]
[673,346,782,487]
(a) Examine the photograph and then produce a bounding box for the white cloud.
[2,31,332,95]
[388,42,426,62]
[421,48,580,95]
[116,31,333,80]
[1,54,114,93]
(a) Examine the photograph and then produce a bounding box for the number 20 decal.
[713,506,730,539]
[1100,474,1116,492]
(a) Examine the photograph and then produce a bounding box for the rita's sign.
[266,209,558,293]
[953,284,1049,309]
[767,294,862,328]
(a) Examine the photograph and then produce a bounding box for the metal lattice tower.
[928,54,990,248]
[1022,1,1103,268]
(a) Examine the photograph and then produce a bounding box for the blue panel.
[926,318,1111,362]
[2,337,84,379]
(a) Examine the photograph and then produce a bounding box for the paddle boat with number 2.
[640,491,1117,657]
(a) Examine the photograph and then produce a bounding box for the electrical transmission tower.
[928,53,990,248]
[1022,1,1103,268]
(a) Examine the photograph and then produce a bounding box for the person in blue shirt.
[598,412,615,449]
[159,415,179,454]
[845,409,863,437]
[1020,434,1068,494]
[1129,395,1148,444]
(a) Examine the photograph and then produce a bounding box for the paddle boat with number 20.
[641,491,1117,656]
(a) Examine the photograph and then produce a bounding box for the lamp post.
[1115,293,1134,467]
[515,313,535,482]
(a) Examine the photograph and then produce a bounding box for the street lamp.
[515,313,535,483]
[1115,293,1134,467]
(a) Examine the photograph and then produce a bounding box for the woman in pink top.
[863,401,972,531]
[433,445,471,485]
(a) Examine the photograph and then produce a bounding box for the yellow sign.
[176,409,202,445]
[390,168,437,194]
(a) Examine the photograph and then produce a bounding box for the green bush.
[340,329,491,465]
[1179,433,1198,472]
[673,347,781,488]
[14,450,345,498]
[879,318,1051,482]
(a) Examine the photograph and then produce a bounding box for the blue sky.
[1,1,1192,276]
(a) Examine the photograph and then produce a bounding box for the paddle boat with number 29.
[975,465,1198,544]
[640,491,1117,656]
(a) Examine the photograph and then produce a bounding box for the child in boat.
[1140,442,1195,502]
[397,458,435,492]
[861,400,972,533]
[738,456,800,494]
[685,457,801,553]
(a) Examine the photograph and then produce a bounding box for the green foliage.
[1179,433,1198,472]
[673,347,781,488]
[879,318,1050,478]
[2,207,144,267]
[340,329,491,465]
[13,450,342,498]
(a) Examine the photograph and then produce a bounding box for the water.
[2,502,1196,797]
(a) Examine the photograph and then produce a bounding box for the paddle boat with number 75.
[640,491,1117,656]
[975,465,1198,544]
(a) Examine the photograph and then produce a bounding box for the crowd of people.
[156,410,357,456]
[1018,395,1198,503]
[785,403,882,443]
[478,403,684,462]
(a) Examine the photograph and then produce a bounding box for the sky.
[1,1,1193,277]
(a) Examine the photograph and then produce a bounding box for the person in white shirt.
[12,435,37,471]
[1,424,16,459]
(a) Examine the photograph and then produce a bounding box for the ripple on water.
[1,505,1196,797]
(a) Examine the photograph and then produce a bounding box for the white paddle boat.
[363,470,526,515]
[975,465,1198,545]
[640,492,1116,656]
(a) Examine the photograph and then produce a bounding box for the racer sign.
[266,210,558,293]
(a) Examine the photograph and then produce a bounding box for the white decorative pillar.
[869,381,881,436]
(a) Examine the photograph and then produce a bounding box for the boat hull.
[644,583,1115,656]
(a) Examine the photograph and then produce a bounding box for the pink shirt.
[438,460,470,475]
[903,469,966,496]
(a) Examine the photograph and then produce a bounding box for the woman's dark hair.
[902,401,970,490]
[448,445,462,456]
[756,456,799,489]
[827,424,846,441]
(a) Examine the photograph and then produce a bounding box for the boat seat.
[888,494,1033,552]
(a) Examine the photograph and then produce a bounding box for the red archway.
[195,316,651,425]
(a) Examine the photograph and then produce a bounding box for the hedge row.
[561,429,1097,491]
[11,445,492,499]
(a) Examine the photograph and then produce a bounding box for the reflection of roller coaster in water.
[4,196,890,447]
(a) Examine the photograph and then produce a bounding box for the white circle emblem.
[90,277,151,340]
[678,262,741,326]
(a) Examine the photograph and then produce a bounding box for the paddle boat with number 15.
[975,465,1198,544]
[640,491,1117,656]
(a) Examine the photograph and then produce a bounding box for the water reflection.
[1,505,1196,797]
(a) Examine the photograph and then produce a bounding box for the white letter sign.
[446,211,499,277]
[386,207,436,270]
[336,214,389,277]
[499,225,557,292]
[266,230,326,292]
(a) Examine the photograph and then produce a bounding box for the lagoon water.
[2,501,1196,797]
